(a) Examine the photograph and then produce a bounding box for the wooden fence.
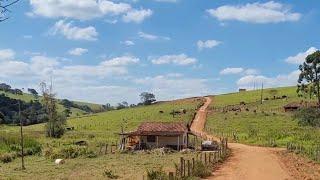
[142,138,229,179]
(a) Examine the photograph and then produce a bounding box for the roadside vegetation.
[206,86,320,162]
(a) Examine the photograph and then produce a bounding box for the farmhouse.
[119,122,196,150]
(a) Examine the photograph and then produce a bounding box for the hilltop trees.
[40,82,66,138]
[297,50,320,105]
[140,92,156,105]
[28,88,38,99]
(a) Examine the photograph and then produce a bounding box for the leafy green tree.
[28,88,39,99]
[139,92,156,105]
[297,50,320,104]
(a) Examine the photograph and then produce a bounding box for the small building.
[119,122,196,151]
[239,88,246,92]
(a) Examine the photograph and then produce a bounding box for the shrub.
[191,160,212,178]
[0,153,16,163]
[294,107,320,127]
[146,167,168,180]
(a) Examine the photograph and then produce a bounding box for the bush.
[191,160,212,178]
[147,167,168,180]
[294,107,320,127]
[0,153,16,163]
[43,145,95,159]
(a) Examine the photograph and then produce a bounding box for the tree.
[0,83,11,92]
[28,88,39,99]
[139,92,156,105]
[40,82,66,138]
[0,0,20,22]
[297,50,320,105]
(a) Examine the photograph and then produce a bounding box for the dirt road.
[191,97,292,180]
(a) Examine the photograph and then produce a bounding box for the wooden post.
[156,136,159,148]
[105,144,108,155]
[180,157,183,177]
[169,172,174,180]
[205,153,207,164]
[177,136,180,151]
[187,160,191,176]
[192,158,195,171]
[183,159,186,177]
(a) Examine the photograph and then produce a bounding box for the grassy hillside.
[0,97,204,179]
[0,90,104,117]
[206,86,320,161]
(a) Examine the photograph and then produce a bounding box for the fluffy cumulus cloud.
[133,74,211,100]
[237,70,300,89]
[151,54,197,66]
[68,48,88,56]
[122,9,153,23]
[197,40,221,50]
[0,49,15,60]
[138,31,170,41]
[51,20,98,41]
[0,49,141,103]
[207,1,301,24]
[285,47,318,64]
[29,0,152,23]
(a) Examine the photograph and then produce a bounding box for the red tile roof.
[128,122,188,136]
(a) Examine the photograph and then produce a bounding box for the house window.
[147,136,156,142]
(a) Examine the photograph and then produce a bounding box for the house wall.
[139,133,188,149]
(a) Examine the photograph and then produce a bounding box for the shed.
[119,122,195,150]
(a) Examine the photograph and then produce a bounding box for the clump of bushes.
[191,160,212,178]
[294,107,320,127]
[0,153,16,163]
[43,145,97,159]
[147,167,168,180]
[0,132,42,161]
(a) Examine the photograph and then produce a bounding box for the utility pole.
[260,83,264,105]
[18,100,25,170]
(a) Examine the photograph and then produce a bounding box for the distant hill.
[0,90,105,118]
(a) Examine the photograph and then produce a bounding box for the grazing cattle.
[159,110,164,113]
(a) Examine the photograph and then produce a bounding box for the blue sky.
[0,0,319,105]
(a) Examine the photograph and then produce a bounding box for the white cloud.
[29,0,130,20]
[207,1,301,24]
[121,40,135,46]
[68,48,89,56]
[220,67,259,75]
[138,31,170,41]
[122,9,153,23]
[51,20,98,41]
[151,54,197,66]
[285,47,317,64]
[101,56,140,66]
[23,35,33,39]
[220,67,244,75]
[237,70,300,89]
[0,49,15,60]
[197,40,221,50]
[133,75,211,100]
